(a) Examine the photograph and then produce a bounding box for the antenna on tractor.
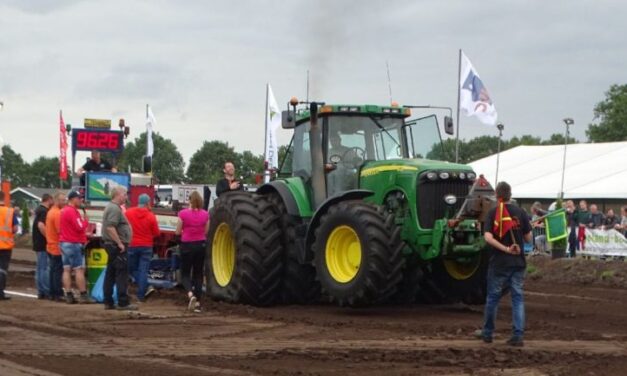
[386,60,393,105]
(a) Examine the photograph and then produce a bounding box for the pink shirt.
[178,208,209,242]
[59,206,88,244]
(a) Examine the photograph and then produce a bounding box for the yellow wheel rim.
[325,225,362,283]
[443,256,481,280]
[212,223,236,287]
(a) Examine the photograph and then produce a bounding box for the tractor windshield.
[404,114,444,159]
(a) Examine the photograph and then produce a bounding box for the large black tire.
[266,193,320,304]
[205,192,283,306]
[419,249,489,305]
[312,201,404,307]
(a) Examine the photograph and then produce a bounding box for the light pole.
[495,123,504,187]
[559,118,574,199]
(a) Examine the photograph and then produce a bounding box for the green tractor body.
[207,101,493,306]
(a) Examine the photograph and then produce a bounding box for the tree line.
[2,83,625,188]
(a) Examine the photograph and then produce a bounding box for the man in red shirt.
[59,191,89,304]
[126,194,160,302]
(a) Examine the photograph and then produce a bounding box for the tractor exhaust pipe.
[309,102,326,208]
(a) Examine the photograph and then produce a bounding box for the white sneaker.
[194,302,201,313]
[187,295,197,311]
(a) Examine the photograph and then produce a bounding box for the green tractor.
[206,99,494,307]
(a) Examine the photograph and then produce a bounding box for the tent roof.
[468,141,627,200]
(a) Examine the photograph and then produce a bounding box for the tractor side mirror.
[282,110,295,129]
[444,116,454,135]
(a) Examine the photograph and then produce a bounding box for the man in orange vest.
[0,191,20,301]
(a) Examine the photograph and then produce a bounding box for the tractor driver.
[327,131,361,196]
[77,151,117,186]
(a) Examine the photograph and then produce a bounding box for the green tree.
[541,133,578,145]
[117,132,185,184]
[186,141,238,184]
[1,145,29,186]
[586,84,627,142]
[25,156,67,188]
[21,203,30,235]
[236,150,264,184]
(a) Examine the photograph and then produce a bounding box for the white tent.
[468,141,627,200]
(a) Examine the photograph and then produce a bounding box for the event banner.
[577,229,627,257]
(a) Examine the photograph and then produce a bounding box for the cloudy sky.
[0,0,625,167]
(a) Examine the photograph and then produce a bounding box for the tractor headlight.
[444,194,457,205]
[467,172,476,180]
[439,172,450,179]
[426,171,438,180]
[459,172,466,180]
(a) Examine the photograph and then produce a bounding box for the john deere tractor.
[206,99,494,307]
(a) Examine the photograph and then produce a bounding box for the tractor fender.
[303,189,374,263]
[257,181,300,216]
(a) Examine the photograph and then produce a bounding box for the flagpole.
[455,49,462,163]
[146,104,149,152]
[495,123,504,186]
[263,84,270,183]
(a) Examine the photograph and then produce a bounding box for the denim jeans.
[35,251,50,297]
[48,254,63,299]
[128,246,153,300]
[482,265,526,340]
[103,243,130,307]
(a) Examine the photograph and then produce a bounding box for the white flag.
[146,105,156,157]
[264,84,281,183]
[459,52,498,126]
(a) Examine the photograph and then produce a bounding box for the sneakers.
[193,302,201,313]
[79,292,94,304]
[506,337,524,347]
[65,292,77,304]
[473,329,492,343]
[116,304,138,311]
[187,295,197,311]
[144,286,156,300]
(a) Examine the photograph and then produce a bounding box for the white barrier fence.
[570,229,627,257]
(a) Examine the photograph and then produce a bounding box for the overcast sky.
[1,0,625,167]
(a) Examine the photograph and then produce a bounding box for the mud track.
[1,258,627,375]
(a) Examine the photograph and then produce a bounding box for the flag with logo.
[59,111,68,180]
[264,84,281,183]
[459,51,498,126]
[146,105,156,157]
[493,200,514,239]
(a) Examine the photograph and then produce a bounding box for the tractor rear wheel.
[313,201,404,307]
[206,192,284,306]
[266,193,320,304]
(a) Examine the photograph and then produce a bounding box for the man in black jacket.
[216,161,244,197]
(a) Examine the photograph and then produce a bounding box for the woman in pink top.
[175,191,210,312]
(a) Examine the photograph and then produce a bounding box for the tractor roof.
[294,104,411,125]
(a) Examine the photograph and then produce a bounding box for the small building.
[10,187,58,210]
[469,141,627,213]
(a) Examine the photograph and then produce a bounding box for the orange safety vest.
[0,206,15,250]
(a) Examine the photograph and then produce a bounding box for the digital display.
[72,129,124,152]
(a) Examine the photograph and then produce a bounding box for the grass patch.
[600,270,615,280]
[527,265,538,275]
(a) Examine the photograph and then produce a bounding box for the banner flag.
[59,111,68,180]
[493,200,514,239]
[264,84,281,183]
[460,51,498,126]
[146,105,156,157]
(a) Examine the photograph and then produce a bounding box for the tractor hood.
[360,158,474,179]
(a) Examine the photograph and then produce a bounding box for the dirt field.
[1,253,627,376]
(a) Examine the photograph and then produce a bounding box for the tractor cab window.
[291,122,313,180]
[404,114,444,159]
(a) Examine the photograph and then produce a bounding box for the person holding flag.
[478,181,532,347]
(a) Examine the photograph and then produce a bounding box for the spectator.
[32,193,53,299]
[565,200,577,258]
[477,182,532,347]
[102,186,136,311]
[575,200,590,252]
[216,161,244,197]
[602,209,619,230]
[176,191,210,313]
[59,191,90,304]
[530,202,547,253]
[77,151,117,186]
[617,206,627,236]
[126,194,160,302]
[587,204,604,229]
[46,192,66,302]
[0,192,19,301]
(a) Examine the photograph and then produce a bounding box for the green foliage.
[27,156,66,188]
[1,145,29,186]
[186,141,239,184]
[586,84,627,142]
[236,150,264,184]
[600,270,615,280]
[21,203,30,234]
[526,264,538,275]
[117,132,186,184]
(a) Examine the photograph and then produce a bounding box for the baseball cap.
[67,190,81,200]
[138,193,150,207]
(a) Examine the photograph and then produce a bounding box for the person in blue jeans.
[480,181,532,347]
[126,194,160,302]
[32,194,53,299]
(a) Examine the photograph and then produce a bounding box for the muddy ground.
[1,253,626,376]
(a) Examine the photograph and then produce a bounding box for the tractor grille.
[417,179,471,229]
